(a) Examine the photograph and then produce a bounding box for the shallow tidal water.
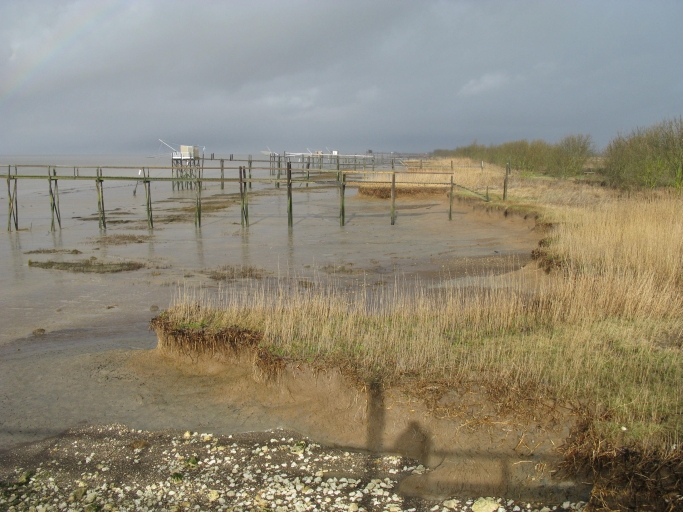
[0,154,542,451]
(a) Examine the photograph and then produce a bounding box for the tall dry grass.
[359,157,617,211]
[358,157,505,197]
[162,193,683,446]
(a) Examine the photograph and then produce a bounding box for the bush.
[436,135,593,177]
[604,117,683,188]
[547,134,595,178]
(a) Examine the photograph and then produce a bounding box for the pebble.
[0,424,586,512]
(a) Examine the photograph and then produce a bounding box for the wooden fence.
[4,157,504,232]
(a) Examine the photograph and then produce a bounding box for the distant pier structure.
[159,140,202,190]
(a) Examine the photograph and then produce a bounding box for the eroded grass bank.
[153,191,683,508]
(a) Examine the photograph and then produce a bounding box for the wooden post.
[449,175,454,221]
[220,159,225,190]
[96,167,106,230]
[306,158,310,187]
[48,167,55,232]
[7,165,18,232]
[486,186,490,202]
[144,168,153,229]
[339,172,346,227]
[195,171,202,227]
[287,161,293,227]
[243,166,249,226]
[53,168,61,230]
[503,161,510,200]
[481,160,484,172]
[451,160,453,171]
[276,154,281,188]
[239,166,245,227]
[48,167,61,231]
[336,155,341,181]
[7,165,11,232]
[391,172,396,225]
[248,155,252,190]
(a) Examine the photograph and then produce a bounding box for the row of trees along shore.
[434,116,683,188]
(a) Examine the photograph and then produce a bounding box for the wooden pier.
[5,156,495,233]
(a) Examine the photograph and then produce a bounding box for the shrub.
[604,117,683,188]
[547,134,595,178]
[437,135,593,176]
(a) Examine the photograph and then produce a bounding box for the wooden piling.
[48,167,55,231]
[144,168,153,229]
[306,158,310,187]
[287,162,293,227]
[239,166,249,227]
[248,155,252,190]
[339,173,346,227]
[390,172,396,225]
[96,167,106,230]
[503,161,510,201]
[48,167,62,231]
[239,166,245,227]
[276,155,281,188]
[449,175,454,221]
[7,165,18,231]
[220,159,225,190]
[195,172,202,227]
[53,169,61,229]
[244,167,249,227]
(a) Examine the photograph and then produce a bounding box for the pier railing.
[5,157,505,232]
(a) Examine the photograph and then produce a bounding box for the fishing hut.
[172,145,201,190]
[159,140,202,190]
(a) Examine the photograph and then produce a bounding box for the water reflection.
[194,227,205,270]
[240,229,250,269]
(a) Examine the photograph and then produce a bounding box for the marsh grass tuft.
[28,259,145,273]
[92,234,151,245]
[24,248,82,255]
[204,265,265,281]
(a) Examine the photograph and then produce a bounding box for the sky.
[0,0,682,155]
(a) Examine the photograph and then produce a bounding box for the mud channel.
[0,156,589,509]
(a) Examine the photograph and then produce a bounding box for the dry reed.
[155,184,683,506]
[158,188,683,448]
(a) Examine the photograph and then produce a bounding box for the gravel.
[0,424,587,512]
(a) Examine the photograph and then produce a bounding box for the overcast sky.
[1,0,682,155]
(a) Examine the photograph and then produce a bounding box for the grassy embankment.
[156,175,682,448]
[154,119,683,507]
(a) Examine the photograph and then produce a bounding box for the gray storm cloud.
[1,0,682,155]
